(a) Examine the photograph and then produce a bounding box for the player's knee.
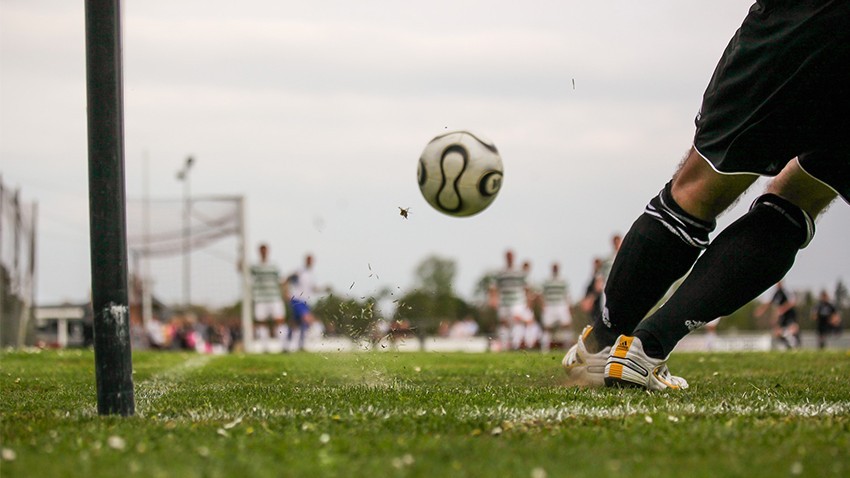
[643,181,716,249]
[750,194,815,249]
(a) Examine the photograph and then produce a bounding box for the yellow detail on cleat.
[613,336,633,359]
[608,362,624,379]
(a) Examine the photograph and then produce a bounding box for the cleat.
[562,326,611,388]
[604,335,689,390]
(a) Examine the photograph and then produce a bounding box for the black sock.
[590,182,714,351]
[634,329,665,358]
[635,194,814,358]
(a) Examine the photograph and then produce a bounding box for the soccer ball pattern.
[417,131,504,217]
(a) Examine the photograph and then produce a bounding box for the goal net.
[125,195,252,348]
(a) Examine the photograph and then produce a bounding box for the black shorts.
[816,319,834,335]
[693,0,850,203]
[778,314,797,329]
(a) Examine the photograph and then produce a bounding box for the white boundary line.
[141,400,850,423]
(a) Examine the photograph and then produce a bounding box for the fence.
[0,176,38,348]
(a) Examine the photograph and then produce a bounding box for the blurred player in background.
[598,234,622,284]
[703,317,722,351]
[540,262,572,353]
[811,290,841,349]
[564,1,849,389]
[579,258,604,325]
[516,260,541,350]
[286,253,319,352]
[489,250,527,351]
[250,243,286,352]
[756,281,800,350]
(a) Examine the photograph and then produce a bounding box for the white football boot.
[604,335,688,390]
[562,326,611,388]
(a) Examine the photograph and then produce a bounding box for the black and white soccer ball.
[417,130,503,217]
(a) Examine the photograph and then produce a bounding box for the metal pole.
[239,197,253,352]
[178,156,194,311]
[85,0,135,416]
[184,166,190,309]
[141,152,152,327]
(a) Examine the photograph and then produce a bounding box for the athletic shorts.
[778,313,797,328]
[816,319,834,335]
[542,304,572,328]
[254,300,285,321]
[693,0,850,202]
[290,298,311,323]
[498,304,529,323]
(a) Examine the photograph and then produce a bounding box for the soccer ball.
[417,130,504,217]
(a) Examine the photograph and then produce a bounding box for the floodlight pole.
[85,0,135,416]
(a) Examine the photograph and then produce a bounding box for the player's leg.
[588,148,756,351]
[632,160,836,361]
[773,321,791,350]
[253,302,271,353]
[817,321,827,349]
[540,308,554,353]
[287,299,311,352]
[787,321,801,349]
[540,326,553,353]
[496,307,511,352]
[704,318,720,351]
[510,317,525,350]
[297,310,315,351]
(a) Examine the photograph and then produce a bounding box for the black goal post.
[85,0,135,416]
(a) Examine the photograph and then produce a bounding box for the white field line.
[134,355,214,410]
[68,355,214,418]
[143,400,850,423]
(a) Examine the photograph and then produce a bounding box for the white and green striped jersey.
[251,263,283,303]
[497,269,527,308]
[542,279,568,305]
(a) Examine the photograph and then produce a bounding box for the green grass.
[2,349,849,477]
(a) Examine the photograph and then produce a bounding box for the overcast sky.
[2,0,848,309]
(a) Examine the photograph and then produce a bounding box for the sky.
[2,0,848,310]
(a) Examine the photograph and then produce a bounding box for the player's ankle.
[585,327,615,354]
[634,330,665,359]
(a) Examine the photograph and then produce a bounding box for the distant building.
[34,303,89,348]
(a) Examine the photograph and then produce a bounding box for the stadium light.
[177,156,194,310]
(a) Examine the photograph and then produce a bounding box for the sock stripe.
[645,205,710,249]
[657,190,714,233]
[644,184,716,250]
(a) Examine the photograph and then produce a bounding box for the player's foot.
[604,335,689,390]
[562,326,610,388]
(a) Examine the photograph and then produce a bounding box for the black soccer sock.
[634,194,815,358]
[589,182,715,351]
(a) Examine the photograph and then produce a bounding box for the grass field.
[1,349,849,478]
